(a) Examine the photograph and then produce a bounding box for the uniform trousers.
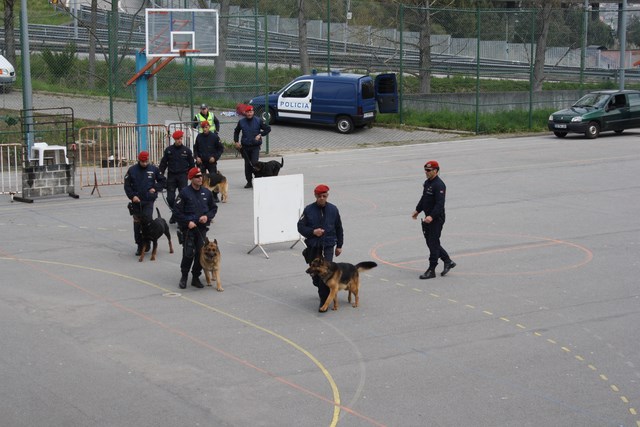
[421,219,450,270]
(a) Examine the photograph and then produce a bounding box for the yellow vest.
[196,112,216,133]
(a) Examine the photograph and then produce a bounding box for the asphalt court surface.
[1,132,639,426]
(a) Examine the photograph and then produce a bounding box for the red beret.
[200,121,210,128]
[172,130,184,139]
[314,184,330,195]
[138,151,149,162]
[245,105,254,112]
[424,160,439,170]
[188,167,202,180]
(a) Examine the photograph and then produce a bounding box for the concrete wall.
[404,90,584,113]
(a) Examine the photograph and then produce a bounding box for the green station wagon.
[548,90,640,138]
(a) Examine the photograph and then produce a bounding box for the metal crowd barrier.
[76,124,169,188]
[0,143,22,195]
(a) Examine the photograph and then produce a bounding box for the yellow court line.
[0,256,350,426]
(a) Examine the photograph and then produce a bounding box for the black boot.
[178,273,188,289]
[419,269,436,280]
[191,276,204,288]
[441,261,457,277]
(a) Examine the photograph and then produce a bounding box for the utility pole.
[20,0,34,153]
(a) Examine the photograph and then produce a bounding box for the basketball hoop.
[179,49,200,57]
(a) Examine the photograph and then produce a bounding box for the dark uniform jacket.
[233,116,271,147]
[174,184,218,229]
[159,144,195,176]
[415,175,446,222]
[297,202,344,249]
[193,132,224,163]
[124,163,166,202]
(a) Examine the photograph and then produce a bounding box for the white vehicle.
[0,55,16,91]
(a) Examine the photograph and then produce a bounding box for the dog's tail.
[156,207,163,219]
[356,261,377,272]
[280,157,284,167]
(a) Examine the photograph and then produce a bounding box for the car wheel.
[614,129,624,134]
[335,116,354,134]
[553,131,567,138]
[585,122,600,139]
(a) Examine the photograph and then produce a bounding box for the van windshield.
[361,80,374,99]
[282,81,311,98]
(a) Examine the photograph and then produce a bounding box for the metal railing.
[0,143,22,195]
[76,124,168,188]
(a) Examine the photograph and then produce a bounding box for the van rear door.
[375,73,398,114]
[277,80,313,121]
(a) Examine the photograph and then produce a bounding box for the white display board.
[250,174,304,257]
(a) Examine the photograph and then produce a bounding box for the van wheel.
[553,131,567,138]
[335,116,354,134]
[267,107,277,125]
[257,107,275,125]
[585,122,600,139]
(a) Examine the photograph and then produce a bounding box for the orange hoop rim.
[178,49,200,57]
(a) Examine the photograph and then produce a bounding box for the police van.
[248,70,398,134]
[0,55,16,92]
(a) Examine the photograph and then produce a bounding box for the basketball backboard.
[145,8,219,57]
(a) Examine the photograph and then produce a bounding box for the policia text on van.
[248,70,398,134]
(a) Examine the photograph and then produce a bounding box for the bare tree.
[298,0,310,74]
[3,0,16,65]
[532,0,557,92]
[417,0,432,94]
[215,0,230,94]
[88,0,98,89]
[399,0,435,94]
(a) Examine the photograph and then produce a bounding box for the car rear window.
[629,93,640,107]
[361,80,374,99]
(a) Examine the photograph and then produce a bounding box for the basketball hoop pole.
[135,51,149,152]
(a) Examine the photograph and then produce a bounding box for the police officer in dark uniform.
[412,160,456,279]
[297,184,344,311]
[124,151,166,256]
[159,130,195,223]
[193,121,224,202]
[233,105,271,188]
[173,167,218,289]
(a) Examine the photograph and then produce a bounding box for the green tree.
[626,15,640,48]
[41,43,77,83]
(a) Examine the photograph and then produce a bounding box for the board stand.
[90,171,101,197]
[247,217,304,259]
[248,218,269,258]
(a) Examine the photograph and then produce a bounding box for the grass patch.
[376,108,554,134]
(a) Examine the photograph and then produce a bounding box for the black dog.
[138,208,174,262]
[253,157,284,177]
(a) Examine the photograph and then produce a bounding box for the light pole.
[20,0,34,152]
[344,0,351,53]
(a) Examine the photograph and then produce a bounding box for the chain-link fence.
[2,2,640,138]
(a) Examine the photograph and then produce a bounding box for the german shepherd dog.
[200,238,223,292]
[306,258,377,312]
[253,157,284,177]
[138,208,174,262]
[203,171,228,203]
